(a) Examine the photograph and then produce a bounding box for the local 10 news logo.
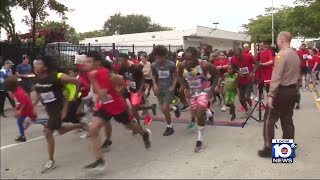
[272,139,298,163]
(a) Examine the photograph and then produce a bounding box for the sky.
[1,0,295,40]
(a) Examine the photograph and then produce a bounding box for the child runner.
[177,48,219,152]
[151,45,180,136]
[214,51,230,112]
[4,75,47,142]
[117,53,157,125]
[220,64,238,120]
[83,51,151,170]
[33,56,87,173]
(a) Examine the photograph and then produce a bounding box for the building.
[80,26,251,54]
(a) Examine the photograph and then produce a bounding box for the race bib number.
[99,94,114,104]
[303,54,308,59]
[158,70,170,79]
[189,79,201,88]
[240,67,249,75]
[128,81,136,89]
[40,91,56,103]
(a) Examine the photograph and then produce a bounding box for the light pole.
[271,0,275,46]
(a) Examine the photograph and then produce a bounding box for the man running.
[177,48,219,152]
[117,53,157,125]
[231,48,254,119]
[151,45,180,136]
[83,51,151,170]
[297,43,310,89]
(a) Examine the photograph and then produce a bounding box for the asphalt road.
[1,89,320,179]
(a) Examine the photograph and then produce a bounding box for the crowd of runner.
[0,42,319,173]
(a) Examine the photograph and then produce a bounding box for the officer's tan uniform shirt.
[269,47,300,96]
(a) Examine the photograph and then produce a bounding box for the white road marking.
[1,132,59,150]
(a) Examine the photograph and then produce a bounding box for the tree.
[0,0,19,42]
[103,13,172,35]
[17,0,70,47]
[242,7,291,43]
[78,30,106,41]
[37,21,79,44]
[242,2,320,42]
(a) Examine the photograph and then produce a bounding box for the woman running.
[33,56,86,173]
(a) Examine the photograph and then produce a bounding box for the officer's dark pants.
[263,85,298,148]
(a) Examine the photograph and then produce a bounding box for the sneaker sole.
[194,148,203,153]
[41,165,56,173]
[144,119,153,125]
[86,164,106,172]
[181,107,190,112]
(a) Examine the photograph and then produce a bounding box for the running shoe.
[186,121,196,129]
[238,106,245,112]
[173,105,180,118]
[254,97,259,102]
[0,113,7,118]
[163,127,174,136]
[80,132,90,139]
[84,158,106,171]
[194,141,203,153]
[257,147,272,158]
[143,129,152,149]
[151,104,157,115]
[231,114,236,121]
[101,140,112,150]
[144,116,153,125]
[256,104,265,111]
[15,136,26,142]
[41,160,56,173]
[295,104,301,110]
[180,105,190,112]
[221,105,229,112]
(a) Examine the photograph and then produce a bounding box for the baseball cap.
[4,60,14,65]
[177,51,184,58]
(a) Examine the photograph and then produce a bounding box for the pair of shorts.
[45,103,63,131]
[238,83,253,99]
[224,90,237,105]
[158,89,174,106]
[63,98,82,124]
[301,66,308,75]
[93,109,130,125]
[189,95,208,111]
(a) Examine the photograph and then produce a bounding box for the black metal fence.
[1,42,183,71]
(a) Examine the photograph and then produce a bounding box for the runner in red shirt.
[83,51,151,170]
[214,51,230,111]
[231,48,254,118]
[307,48,320,93]
[254,42,274,110]
[297,43,309,89]
[4,76,46,142]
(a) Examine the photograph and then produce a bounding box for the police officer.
[258,31,300,157]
